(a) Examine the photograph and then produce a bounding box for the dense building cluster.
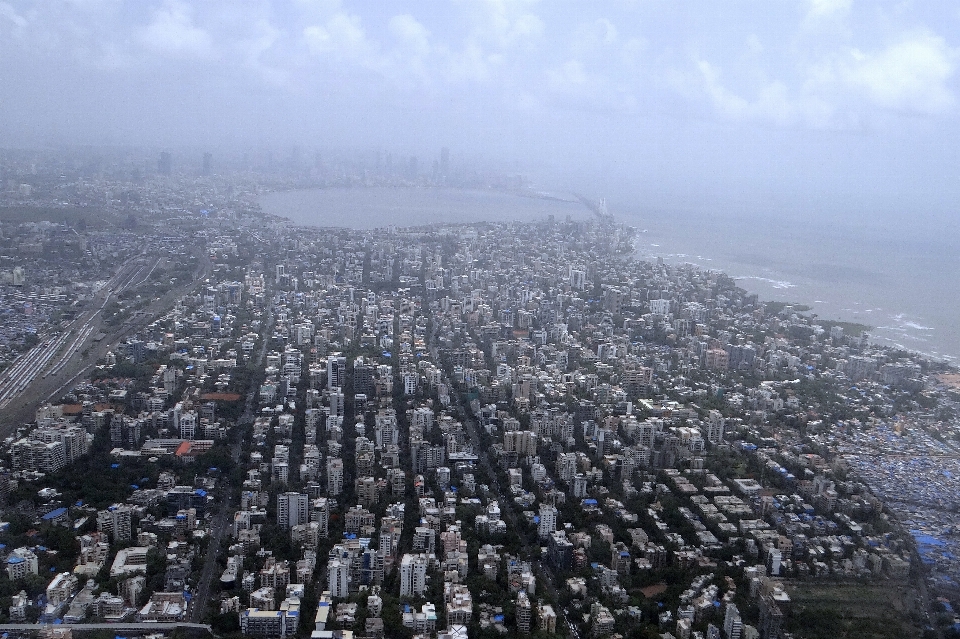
[0,150,957,639]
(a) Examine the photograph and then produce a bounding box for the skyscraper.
[399,553,428,597]
[326,457,344,496]
[328,558,349,598]
[538,504,557,540]
[516,591,532,633]
[158,151,172,176]
[440,147,449,179]
[327,355,346,390]
[202,152,212,176]
[276,492,309,529]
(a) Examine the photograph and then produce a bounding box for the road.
[454,387,580,638]
[0,622,211,633]
[190,310,272,623]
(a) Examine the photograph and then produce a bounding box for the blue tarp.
[41,507,67,520]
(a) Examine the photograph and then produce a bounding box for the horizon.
[1,1,959,218]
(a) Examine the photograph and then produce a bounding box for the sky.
[1,0,959,217]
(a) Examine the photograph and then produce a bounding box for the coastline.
[636,247,958,365]
[259,184,958,365]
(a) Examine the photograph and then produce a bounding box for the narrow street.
[190,311,273,623]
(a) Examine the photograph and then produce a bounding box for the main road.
[190,310,273,623]
[0,622,212,633]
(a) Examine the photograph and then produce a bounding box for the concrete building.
[326,458,344,496]
[538,504,557,540]
[6,547,38,579]
[328,559,350,599]
[399,553,429,597]
[538,604,557,634]
[516,590,532,634]
[97,505,133,543]
[277,492,309,529]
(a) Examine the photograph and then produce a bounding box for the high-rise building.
[440,147,449,180]
[759,595,784,639]
[538,504,557,540]
[704,409,725,444]
[353,362,374,395]
[649,298,670,315]
[97,505,133,543]
[412,407,433,433]
[516,591,531,634]
[110,415,142,450]
[30,425,88,464]
[310,498,329,537]
[375,410,398,449]
[180,410,197,440]
[5,547,38,579]
[504,430,537,456]
[276,492,308,529]
[326,458,344,496]
[11,439,65,473]
[327,356,346,390]
[399,553,428,597]
[202,152,212,176]
[328,558,349,598]
[413,527,436,554]
[724,603,743,639]
[158,152,172,176]
[538,604,557,634]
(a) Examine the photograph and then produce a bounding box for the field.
[785,581,924,639]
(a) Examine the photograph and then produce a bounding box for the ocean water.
[260,187,960,362]
[621,206,960,363]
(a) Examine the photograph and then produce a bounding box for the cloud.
[572,18,619,55]
[547,59,588,90]
[698,59,833,127]
[239,19,288,86]
[303,12,370,58]
[843,31,956,113]
[443,41,492,83]
[438,0,543,85]
[0,2,27,29]
[807,0,852,20]
[389,14,431,58]
[465,0,544,50]
[695,25,957,129]
[140,1,214,59]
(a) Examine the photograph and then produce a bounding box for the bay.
[260,186,589,229]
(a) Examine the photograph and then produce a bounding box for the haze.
[1,0,959,219]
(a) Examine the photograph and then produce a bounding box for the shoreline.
[258,185,957,366]
[642,251,958,365]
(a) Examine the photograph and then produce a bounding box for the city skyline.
[1,1,958,216]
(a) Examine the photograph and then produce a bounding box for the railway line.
[0,257,157,411]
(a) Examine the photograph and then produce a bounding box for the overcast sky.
[1,0,959,217]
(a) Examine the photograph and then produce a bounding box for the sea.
[260,187,960,363]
